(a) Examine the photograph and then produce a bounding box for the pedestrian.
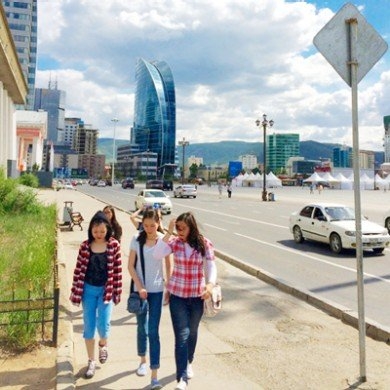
[227,183,232,198]
[218,182,223,198]
[128,209,171,390]
[153,212,217,390]
[310,184,314,194]
[103,205,123,242]
[69,211,122,379]
[131,205,165,232]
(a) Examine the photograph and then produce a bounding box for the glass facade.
[34,87,66,143]
[333,146,352,168]
[132,58,176,172]
[267,133,300,173]
[4,0,37,110]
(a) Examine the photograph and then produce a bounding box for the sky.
[36,0,390,150]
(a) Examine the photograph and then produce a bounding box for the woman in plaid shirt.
[153,212,217,390]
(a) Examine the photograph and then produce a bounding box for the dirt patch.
[0,344,56,390]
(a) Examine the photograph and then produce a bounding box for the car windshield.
[325,206,355,221]
[145,191,165,198]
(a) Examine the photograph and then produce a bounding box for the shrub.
[18,173,39,188]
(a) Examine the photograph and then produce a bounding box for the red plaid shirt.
[155,236,215,298]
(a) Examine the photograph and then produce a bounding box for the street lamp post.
[111,118,119,185]
[256,114,274,201]
[145,129,150,181]
[178,137,189,184]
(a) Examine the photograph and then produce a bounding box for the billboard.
[228,161,242,178]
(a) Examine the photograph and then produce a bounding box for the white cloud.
[36,0,390,150]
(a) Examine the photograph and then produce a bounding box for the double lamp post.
[256,114,274,201]
[178,137,189,184]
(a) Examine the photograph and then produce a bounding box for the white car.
[173,184,197,198]
[289,202,390,254]
[97,180,106,187]
[135,189,172,214]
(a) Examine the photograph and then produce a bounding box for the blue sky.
[37,1,389,150]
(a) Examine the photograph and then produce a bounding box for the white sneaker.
[136,362,148,376]
[175,378,187,390]
[186,363,194,379]
[84,359,96,379]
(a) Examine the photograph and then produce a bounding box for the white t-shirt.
[130,232,165,293]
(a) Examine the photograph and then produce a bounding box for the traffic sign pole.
[347,16,366,382]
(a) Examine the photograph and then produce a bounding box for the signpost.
[313,2,388,382]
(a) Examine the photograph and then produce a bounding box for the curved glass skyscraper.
[133,58,176,172]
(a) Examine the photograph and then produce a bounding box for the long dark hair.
[103,205,122,242]
[87,211,113,243]
[176,212,205,256]
[137,209,163,246]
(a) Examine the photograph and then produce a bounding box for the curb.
[216,249,390,344]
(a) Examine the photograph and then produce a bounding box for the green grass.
[0,169,57,350]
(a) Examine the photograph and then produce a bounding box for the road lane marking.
[204,224,227,231]
[171,203,289,229]
[234,232,390,284]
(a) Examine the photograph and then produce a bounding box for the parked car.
[122,177,135,189]
[135,189,172,214]
[97,180,106,187]
[289,202,390,254]
[146,179,164,190]
[173,184,197,198]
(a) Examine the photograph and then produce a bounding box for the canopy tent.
[303,171,324,183]
[374,173,388,190]
[242,172,261,187]
[321,172,340,186]
[359,173,374,190]
[267,172,282,188]
[334,173,353,190]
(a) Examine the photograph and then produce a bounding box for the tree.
[189,163,199,179]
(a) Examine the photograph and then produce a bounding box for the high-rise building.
[64,117,83,147]
[34,85,66,143]
[3,0,38,110]
[132,58,176,175]
[333,146,352,168]
[72,123,98,155]
[267,133,300,173]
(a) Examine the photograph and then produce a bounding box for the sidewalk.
[37,188,390,390]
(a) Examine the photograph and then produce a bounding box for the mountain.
[98,138,384,166]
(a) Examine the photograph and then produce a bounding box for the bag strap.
[130,241,146,293]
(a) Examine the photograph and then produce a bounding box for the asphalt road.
[77,183,390,328]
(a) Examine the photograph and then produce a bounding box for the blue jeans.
[136,292,163,369]
[82,283,113,339]
[169,294,204,382]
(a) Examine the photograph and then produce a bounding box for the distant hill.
[98,138,384,166]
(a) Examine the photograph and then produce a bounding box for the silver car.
[173,185,197,198]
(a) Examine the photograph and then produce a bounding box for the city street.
[78,183,390,328]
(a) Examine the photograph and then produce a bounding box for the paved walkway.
[36,187,390,390]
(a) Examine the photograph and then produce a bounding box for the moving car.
[163,180,173,191]
[289,202,390,254]
[146,180,164,190]
[135,189,172,214]
[173,184,197,198]
[122,177,135,189]
[97,180,106,187]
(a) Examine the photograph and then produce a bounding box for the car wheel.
[293,225,304,243]
[174,194,177,198]
[329,233,342,254]
[373,247,385,254]
[385,218,390,234]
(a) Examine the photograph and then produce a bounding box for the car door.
[297,206,315,239]
[310,207,329,243]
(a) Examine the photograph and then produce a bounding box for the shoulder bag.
[203,257,222,317]
[127,242,148,315]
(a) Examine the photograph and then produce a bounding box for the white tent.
[374,173,388,190]
[321,172,340,187]
[234,173,245,187]
[242,172,260,187]
[303,172,324,183]
[267,172,282,188]
[334,173,353,190]
[359,173,374,190]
